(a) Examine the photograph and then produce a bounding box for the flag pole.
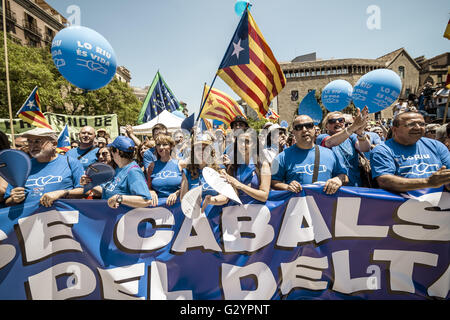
[2,0,15,148]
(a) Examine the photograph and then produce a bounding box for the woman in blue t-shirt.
[81,136,152,209]
[147,134,183,207]
[220,132,271,203]
[180,133,228,211]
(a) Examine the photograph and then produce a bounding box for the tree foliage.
[0,32,141,126]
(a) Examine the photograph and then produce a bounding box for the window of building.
[398,66,405,79]
[311,70,316,76]
[285,72,290,78]
[301,71,305,77]
[291,90,299,101]
[437,74,443,83]
[306,71,310,76]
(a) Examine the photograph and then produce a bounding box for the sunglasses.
[328,117,345,125]
[97,152,110,157]
[293,122,315,131]
[426,130,436,134]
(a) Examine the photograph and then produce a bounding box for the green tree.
[0,32,141,126]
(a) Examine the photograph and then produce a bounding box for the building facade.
[0,0,67,47]
[277,48,422,123]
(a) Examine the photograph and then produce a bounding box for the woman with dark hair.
[147,134,183,207]
[180,133,228,211]
[220,131,271,203]
[0,131,11,206]
[96,146,116,168]
[136,139,154,170]
[81,136,153,209]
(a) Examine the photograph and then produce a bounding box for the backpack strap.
[77,146,95,160]
[312,145,320,183]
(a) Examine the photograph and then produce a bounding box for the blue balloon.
[51,26,117,90]
[0,149,31,188]
[235,0,251,16]
[352,69,402,114]
[321,80,353,112]
[280,120,289,128]
[298,90,323,125]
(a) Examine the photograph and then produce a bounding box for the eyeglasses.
[293,122,315,131]
[403,121,426,128]
[97,152,110,157]
[426,130,436,134]
[328,118,345,125]
[345,122,353,127]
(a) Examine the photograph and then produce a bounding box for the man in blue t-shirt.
[371,111,450,192]
[271,115,348,195]
[5,128,84,207]
[66,126,98,170]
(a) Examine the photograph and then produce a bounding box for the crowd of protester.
[1,103,450,211]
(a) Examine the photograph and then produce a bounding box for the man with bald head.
[271,115,348,195]
[66,126,99,170]
[371,111,450,192]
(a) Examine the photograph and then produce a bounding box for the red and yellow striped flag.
[200,85,246,126]
[16,86,52,129]
[216,8,286,118]
[444,19,450,40]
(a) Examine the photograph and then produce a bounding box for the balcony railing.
[0,8,17,23]
[22,19,42,38]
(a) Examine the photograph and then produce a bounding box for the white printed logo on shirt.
[294,164,327,175]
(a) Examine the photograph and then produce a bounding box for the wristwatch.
[116,194,123,205]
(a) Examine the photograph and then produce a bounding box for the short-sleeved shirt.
[316,133,361,186]
[66,146,99,170]
[183,167,218,197]
[271,144,347,185]
[370,137,450,179]
[102,161,151,200]
[150,159,182,198]
[230,163,260,197]
[5,155,84,202]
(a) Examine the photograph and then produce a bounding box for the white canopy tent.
[121,110,184,135]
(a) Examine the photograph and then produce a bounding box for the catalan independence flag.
[444,19,450,40]
[216,8,286,118]
[56,124,71,153]
[265,108,280,120]
[16,86,52,129]
[200,85,246,126]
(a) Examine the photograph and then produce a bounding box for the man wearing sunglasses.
[370,111,450,192]
[271,115,348,195]
[316,107,370,187]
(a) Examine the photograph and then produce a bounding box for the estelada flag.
[56,124,71,153]
[16,86,52,129]
[444,19,450,40]
[265,108,280,120]
[200,85,246,126]
[216,8,286,118]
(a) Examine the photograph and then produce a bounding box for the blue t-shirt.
[5,155,84,202]
[142,147,157,170]
[370,137,450,179]
[229,163,261,198]
[364,131,382,158]
[183,167,218,197]
[102,161,151,200]
[66,146,99,170]
[316,133,361,186]
[150,159,182,198]
[271,144,347,185]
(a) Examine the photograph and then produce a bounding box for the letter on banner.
[428,264,450,299]
[115,207,174,251]
[150,261,192,300]
[222,204,274,253]
[280,256,329,294]
[393,192,450,241]
[171,212,221,253]
[97,263,145,300]
[334,197,389,238]
[332,250,378,294]
[0,230,16,269]
[277,196,331,248]
[18,210,82,264]
[373,250,438,293]
[221,262,276,300]
[27,262,96,300]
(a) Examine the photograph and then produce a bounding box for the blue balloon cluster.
[352,69,402,114]
[298,90,323,125]
[321,80,353,112]
[51,26,117,90]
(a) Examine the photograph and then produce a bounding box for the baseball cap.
[107,136,135,152]
[21,127,58,141]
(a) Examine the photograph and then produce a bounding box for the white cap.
[21,127,58,140]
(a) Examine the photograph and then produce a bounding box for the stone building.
[277,48,421,123]
[0,0,67,47]
[115,66,131,85]
[415,52,450,89]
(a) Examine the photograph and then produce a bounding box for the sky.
[45,0,450,118]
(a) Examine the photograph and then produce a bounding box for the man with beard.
[316,107,370,187]
[271,115,348,195]
[371,111,450,192]
[66,126,98,170]
[4,128,84,207]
